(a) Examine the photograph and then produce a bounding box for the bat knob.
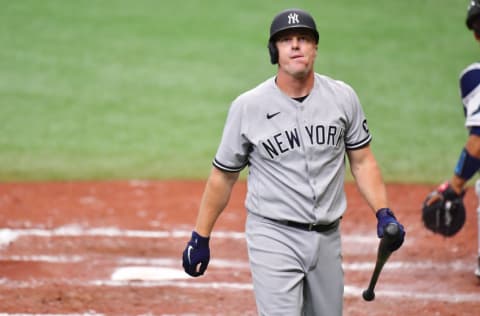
[384,223,399,238]
[362,289,375,301]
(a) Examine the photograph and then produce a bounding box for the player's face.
[276,29,317,78]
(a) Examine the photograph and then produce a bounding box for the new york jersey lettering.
[262,128,301,159]
[262,124,344,159]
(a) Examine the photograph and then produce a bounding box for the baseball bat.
[362,223,400,301]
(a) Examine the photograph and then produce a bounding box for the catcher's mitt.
[422,181,466,237]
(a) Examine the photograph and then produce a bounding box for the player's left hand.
[423,181,465,207]
[376,208,405,251]
[182,231,210,277]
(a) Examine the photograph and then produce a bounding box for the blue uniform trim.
[212,159,246,173]
[345,135,372,150]
[454,148,480,181]
[470,126,480,136]
[460,68,480,98]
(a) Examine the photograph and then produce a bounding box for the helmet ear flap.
[268,41,278,64]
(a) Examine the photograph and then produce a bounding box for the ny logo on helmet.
[288,13,299,24]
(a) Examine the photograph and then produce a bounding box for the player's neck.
[275,70,314,98]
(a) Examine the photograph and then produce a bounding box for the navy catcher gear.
[422,182,466,237]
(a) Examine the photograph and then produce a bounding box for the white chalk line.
[3,226,478,304]
[0,226,380,246]
[0,277,477,303]
[0,254,478,304]
[111,266,190,281]
[0,226,245,246]
[0,254,475,273]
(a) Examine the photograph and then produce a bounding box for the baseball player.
[182,8,405,315]
[422,0,480,278]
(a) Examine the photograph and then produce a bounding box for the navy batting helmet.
[268,8,319,64]
[466,0,480,30]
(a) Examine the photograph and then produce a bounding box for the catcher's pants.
[245,212,343,316]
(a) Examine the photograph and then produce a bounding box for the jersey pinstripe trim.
[345,134,372,150]
[212,158,247,172]
[460,63,480,127]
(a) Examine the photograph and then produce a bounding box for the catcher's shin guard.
[475,180,480,278]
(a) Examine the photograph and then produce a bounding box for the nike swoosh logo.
[187,245,193,264]
[266,112,280,119]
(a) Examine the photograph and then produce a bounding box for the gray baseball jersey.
[213,73,371,224]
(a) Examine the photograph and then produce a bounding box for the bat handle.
[362,223,400,302]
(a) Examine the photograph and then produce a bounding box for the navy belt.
[264,216,340,233]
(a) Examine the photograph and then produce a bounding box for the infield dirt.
[0,180,479,315]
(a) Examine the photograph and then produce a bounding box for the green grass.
[0,0,477,182]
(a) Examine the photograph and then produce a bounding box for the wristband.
[470,126,480,136]
[191,231,210,248]
[376,208,396,220]
[454,148,480,181]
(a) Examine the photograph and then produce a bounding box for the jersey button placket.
[299,105,317,204]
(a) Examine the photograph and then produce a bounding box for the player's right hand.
[182,231,210,277]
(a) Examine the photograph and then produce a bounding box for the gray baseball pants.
[245,212,343,316]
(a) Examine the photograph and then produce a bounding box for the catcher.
[422,0,480,278]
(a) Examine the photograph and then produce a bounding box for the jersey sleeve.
[460,63,480,128]
[212,99,251,172]
[343,84,372,150]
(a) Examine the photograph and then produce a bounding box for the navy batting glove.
[182,231,210,277]
[376,208,405,252]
